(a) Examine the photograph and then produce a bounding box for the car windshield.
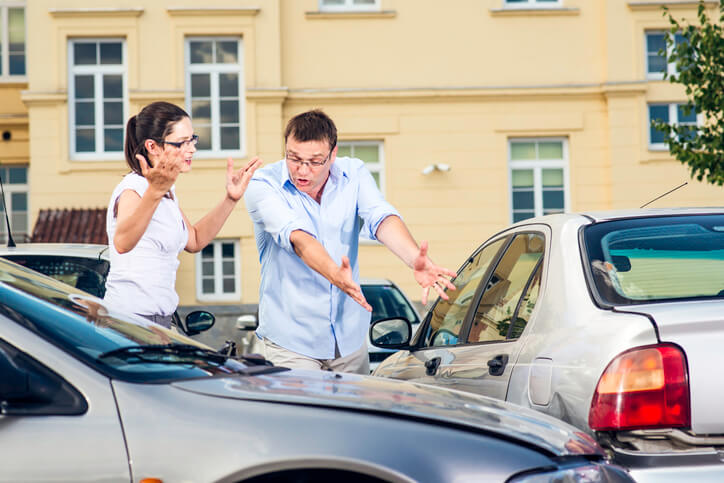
[361,283,420,324]
[1,254,109,298]
[0,259,265,382]
[583,214,724,305]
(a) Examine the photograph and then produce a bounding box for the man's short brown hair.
[284,109,337,149]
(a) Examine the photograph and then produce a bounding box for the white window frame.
[337,140,385,194]
[195,239,241,302]
[503,0,562,9]
[508,138,570,223]
[319,0,380,12]
[648,102,700,151]
[0,165,28,242]
[68,38,127,161]
[185,36,245,159]
[0,2,26,81]
[645,30,685,80]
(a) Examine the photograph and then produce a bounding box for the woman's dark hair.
[284,109,337,150]
[124,101,189,175]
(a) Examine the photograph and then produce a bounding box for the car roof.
[0,243,109,260]
[509,207,724,229]
[360,278,394,286]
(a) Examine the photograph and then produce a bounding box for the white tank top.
[103,173,189,316]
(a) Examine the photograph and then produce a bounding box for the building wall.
[15,0,724,308]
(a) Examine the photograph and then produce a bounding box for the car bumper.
[612,447,724,482]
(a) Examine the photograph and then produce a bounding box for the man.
[245,110,455,373]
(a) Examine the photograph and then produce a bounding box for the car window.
[467,233,544,344]
[507,262,542,339]
[584,215,724,305]
[424,238,507,347]
[1,255,109,298]
[361,284,419,324]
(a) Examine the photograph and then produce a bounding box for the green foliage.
[653,1,724,185]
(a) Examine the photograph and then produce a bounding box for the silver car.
[372,208,724,482]
[0,256,634,483]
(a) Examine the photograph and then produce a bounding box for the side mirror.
[236,314,258,330]
[185,310,215,336]
[369,317,412,349]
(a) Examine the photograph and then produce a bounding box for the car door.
[0,328,131,482]
[376,231,546,401]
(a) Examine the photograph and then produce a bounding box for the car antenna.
[0,169,16,247]
[640,181,688,209]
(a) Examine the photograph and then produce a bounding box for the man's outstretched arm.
[375,215,456,305]
[290,229,372,312]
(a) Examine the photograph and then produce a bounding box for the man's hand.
[333,256,372,312]
[226,156,263,202]
[413,240,457,305]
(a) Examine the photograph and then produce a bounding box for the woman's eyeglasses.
[162,134,199,149]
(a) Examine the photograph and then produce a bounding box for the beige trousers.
[260,338,370,374]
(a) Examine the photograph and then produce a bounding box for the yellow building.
[1,0,722,314]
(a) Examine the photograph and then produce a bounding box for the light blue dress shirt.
[244,157,400,359]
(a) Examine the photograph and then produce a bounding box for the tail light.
[589,344,690,431]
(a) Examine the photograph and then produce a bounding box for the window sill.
[0,77,28,85]
[305,10,396,20]
[489,7,580,17]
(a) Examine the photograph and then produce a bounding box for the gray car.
[0,256,633,483]
[371,208,724,482]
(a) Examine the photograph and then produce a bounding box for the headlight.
[508,462,634,483]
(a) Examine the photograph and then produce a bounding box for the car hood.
[172,369,601,457]
[626,300,724,434]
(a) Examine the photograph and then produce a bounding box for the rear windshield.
[583,214,724,305]
[1,255,109,298]
[361,284,420,324]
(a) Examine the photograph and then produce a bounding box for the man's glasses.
[162,134,199,149]
[286,145,335,168]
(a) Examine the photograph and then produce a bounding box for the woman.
[103,101,260,327]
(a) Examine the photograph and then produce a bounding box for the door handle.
[425,356,441,376]
[487,354,509,376]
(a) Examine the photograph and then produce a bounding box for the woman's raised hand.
[136,150,183,197]
[226,156,263,202]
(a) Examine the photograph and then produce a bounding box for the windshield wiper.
[99,343,228,364]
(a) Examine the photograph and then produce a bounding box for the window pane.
[222,242,234,258]
[512,169,533,187]
[543,190,564,210]
[222,261,235,276]
[201,245,214,257]
[11,212,27,235]
[355,145,379,163]
[190,41,213,64]
[216,41,238,64]
[354,0,376,4]
[509,264,541,339]
[8,167,27,184]
[195,125,212,150]
[100,43,122,65]
[219,73,239,97]
[538,141,563,159]
[104,128,123,152]
[191,74,211,97]
[220,127,240,150]
[337,146,352,157]
[75,129,95,152]
[323,0,345,5]
[202,279,215,294]
[542,168,563,187]
[223,278,235,293]
[8,8,25,75]
[202,260,214,276]
[425,238,507,347]
[104,102,123,125]
[677,104,697,123]
[513,190,534,210]
[371,172,380,188]
[11,192,27,210]
[75,75,94,98]
[647,33,666,54]
[648,54,666,74]
[649,105,669,144]
[9,54,25,76]
[191,100,211,125]
[103,75,123,99]
[510,142,536,161]
[75,102,94,125]
[74,43,97,65]
[513,211,535,223]
[468,233,544,343]
[220,100,239,124]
